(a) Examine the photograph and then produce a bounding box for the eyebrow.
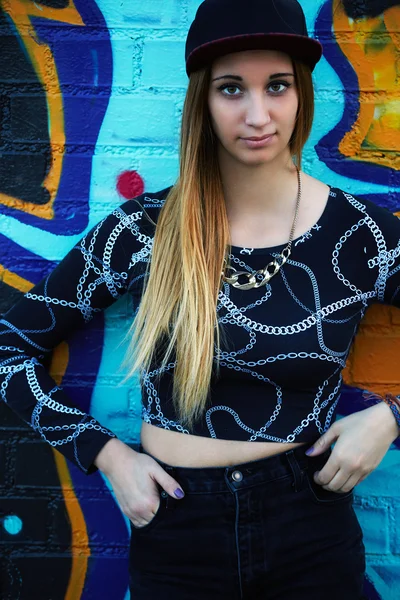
[212,72,295,82]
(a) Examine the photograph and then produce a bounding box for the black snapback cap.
[185,0,323,75]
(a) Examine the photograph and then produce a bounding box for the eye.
[218,84,242,97]
[268,81,291,94]
[217,81,292,98]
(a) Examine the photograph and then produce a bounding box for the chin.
[220,141,284,167]
[237,150,279,166]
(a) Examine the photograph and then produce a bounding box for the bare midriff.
[141,421,308,468]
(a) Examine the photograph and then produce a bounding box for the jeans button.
[232,470,243,482]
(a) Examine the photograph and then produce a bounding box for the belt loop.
[161,465,177,510]
[285,450,303,493]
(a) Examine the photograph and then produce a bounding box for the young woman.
[1,0,400,598]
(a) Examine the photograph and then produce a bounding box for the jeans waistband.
[138,444,332,494]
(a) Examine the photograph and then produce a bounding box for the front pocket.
[130,492,168,534]
[305,470,354,505]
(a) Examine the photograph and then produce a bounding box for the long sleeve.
[0,197,153,474]
[381,216,400,309]
[366,203,400,308]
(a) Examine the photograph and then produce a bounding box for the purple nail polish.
[305,446,314,456]
[174,488,185,499]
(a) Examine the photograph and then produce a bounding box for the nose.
[244,93,272,128]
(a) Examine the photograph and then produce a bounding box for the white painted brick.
[354,504,390,555]
[142,40,187,88]
[97,96,177,146]
[138,156,179,191]
[187,0,202,25]
[391,504,400,555]
[98,0,181,28]
[108,39,135,88]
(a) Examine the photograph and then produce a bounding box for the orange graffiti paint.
[333,0,400,171]
[52,452,90,600]
[0,0,85,219]
[0,264,33,293]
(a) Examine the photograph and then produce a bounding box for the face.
[208,49,299,166]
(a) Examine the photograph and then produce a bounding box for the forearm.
[0,356,116,474]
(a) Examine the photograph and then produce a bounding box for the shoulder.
[329,187,400,244]
[116,185,173,231]
[331,186,399,222]
[120,184,172,215]
[86,186,173,255]
[304,172,400,242]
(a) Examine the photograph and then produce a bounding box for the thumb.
[153,465,185,500]
[305,425,339,457]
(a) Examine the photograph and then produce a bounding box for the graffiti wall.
[0,0,399,598]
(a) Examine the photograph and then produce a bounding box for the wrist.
[376,399,400,441]
[94,437,127,474]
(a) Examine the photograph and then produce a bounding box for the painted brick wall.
[0,1,399,599]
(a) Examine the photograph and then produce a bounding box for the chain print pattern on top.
[139,188,398,442]
[2,187,400,473]
[0,199,154,473]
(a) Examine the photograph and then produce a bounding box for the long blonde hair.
[121,58,315,429]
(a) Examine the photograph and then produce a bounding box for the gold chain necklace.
[221,166,302,291]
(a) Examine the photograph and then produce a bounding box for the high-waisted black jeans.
[129,444,366,599]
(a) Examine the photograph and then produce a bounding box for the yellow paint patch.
[0,265,33,293]
[52,451,90,600]
[49,342,70,387]
[0,194,54,219]
[0,0,84,26]
[343,303,400,397]
[333,0,400,169]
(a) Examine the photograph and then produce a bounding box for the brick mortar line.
[0,87,395,100]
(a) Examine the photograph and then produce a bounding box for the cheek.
[274,106,298,135]
[209,104,238,139]
[274,93,298,120]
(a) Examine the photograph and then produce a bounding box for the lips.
[242,134,275,141]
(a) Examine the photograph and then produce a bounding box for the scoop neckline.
[229,185,336,256]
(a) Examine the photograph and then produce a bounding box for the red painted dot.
[117,170,144,199]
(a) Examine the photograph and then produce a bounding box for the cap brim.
[186,33,323,76]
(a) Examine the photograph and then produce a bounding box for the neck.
[218,147,299,220]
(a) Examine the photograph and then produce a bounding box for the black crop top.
[1,186,400,474]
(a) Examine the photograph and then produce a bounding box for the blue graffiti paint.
[0,0,114,235]
[3,515,23,535]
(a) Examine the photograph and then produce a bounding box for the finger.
[306,425,339,457]
[151,465,185,500]
[131,517,152,529]
[320,469,352,493]
[123,492,161,525]
[337,472,361,494]
[313,457,340,487]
